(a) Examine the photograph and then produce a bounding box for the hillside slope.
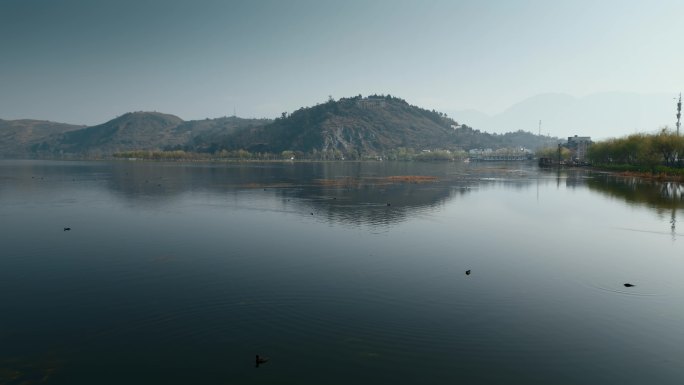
[202,95,558,156]
[27,113,272,157]
[178,116,272,152]
[0,119,85,158]
[205,95,459,155]
[53,112,185,155]
[4,94,559,158]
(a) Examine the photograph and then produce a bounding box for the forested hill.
[26,113,271,157]
[55,112,184,154]
[2,95,559,158]
[191,95,558,157]
[0,119,85,158]
[196,95,459,155]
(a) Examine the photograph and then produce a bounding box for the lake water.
[1,160,684,384]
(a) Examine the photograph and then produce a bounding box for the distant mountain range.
[1,95,560,159]
[449,92,678,140]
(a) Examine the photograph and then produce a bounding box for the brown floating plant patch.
[383,175,438,184]
[314,177,359,188]
[243,182,296,189]
[616,171,684,182]
[0,359,59,385]
[315,175,437,188]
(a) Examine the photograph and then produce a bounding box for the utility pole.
[538,120,541,136]
[677,93,682,136]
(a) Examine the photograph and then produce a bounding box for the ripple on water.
[577,279,670,298]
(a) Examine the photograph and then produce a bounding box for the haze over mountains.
[449,92,678,140]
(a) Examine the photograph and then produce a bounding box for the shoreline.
[588,163,684,182]
[592,168,684,183]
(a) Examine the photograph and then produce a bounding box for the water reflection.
[587,175,684,240]
[3,160,684,385]
[2,161,542,227]
[585,175,684,212]
[5,161,684,213]
[4,160,683,228]
[100,162,549,228]
[538,168,593,189]
[101,162,471,226]
[0,356,61,385]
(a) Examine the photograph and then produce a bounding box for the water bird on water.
[63,227,71,231]
[465,270,471,275]
[255,354,269,367]
[624,283,635,287]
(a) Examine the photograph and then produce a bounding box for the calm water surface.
[1,160,683,384]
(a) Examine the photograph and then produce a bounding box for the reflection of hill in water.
[101,161,545,226]
[281,177,472,227]
[103,164,684,227]
[102,162,475,226]
[33,160,684,227]
[3,160,549,226]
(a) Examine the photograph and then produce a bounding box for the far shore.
[592,168,684,183]
[8,157,684,183]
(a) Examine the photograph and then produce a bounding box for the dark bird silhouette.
[465,270,471,275]
[624,283,635,287]
[311,212,314,215]
[63,227,71,231]
[386,202,391,206]
[255,354,269,367]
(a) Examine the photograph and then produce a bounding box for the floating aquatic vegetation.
[314,177,359,188]
[315,175,437,188]
[0,359,59,385]
[382,176,437,184]
[243,182,296,189]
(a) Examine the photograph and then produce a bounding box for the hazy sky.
[2,0,683,136]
